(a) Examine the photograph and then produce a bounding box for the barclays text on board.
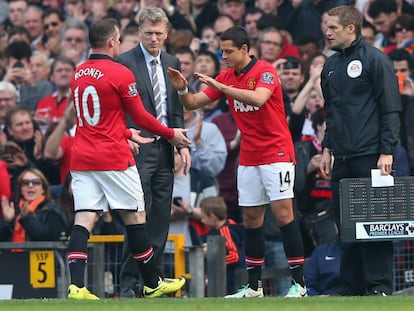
[355,221,414,239]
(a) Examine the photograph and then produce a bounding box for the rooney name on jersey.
[74,67,105,80]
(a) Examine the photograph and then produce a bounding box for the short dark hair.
[197,50,220,77]
[391,13,414,36]
[42,7,65,22]
[89,17,119,49]
[311,107,326,133]
[174,46,195,60]
[4,40,32,61]
[367,0,397,18]
[245,6,264,17]
[388,48,414,72]
[8,25,31,42]
[51,56,76,73]
[362,19,376,33]
[257,13,282,31]
[282,56,303,73]
[221,26,250,50]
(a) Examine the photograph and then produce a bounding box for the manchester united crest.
[247,77,256,89]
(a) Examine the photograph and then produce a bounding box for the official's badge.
[347,60,362,78]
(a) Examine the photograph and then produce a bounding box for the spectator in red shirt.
[35,56,76,133]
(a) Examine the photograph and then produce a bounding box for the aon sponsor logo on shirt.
[233,100,259,112]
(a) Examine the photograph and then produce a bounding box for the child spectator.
[294,108,335,256]
[200,196,245,295]
[304,239,342,296]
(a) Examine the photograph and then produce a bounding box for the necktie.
[150,59,163,123]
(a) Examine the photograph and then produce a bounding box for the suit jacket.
[116,45,184,168]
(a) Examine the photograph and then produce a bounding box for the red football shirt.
[36,93,69,124]
[70,55,174,171]
[0,160,11,199]
[0,160,10,220]
[203,58,295,166]
[59,135,73,183]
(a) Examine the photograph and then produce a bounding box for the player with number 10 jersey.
[70,55,174,171]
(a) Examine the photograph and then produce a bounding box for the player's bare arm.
[167,67,211,110]
[168,128,192,149]
[195,72,272,108]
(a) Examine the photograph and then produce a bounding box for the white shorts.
[71,166,145,212]
[238,162,295,207]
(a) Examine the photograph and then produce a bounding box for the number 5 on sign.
[29,251,55,288]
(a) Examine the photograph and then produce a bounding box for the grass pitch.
[0,296,413,311]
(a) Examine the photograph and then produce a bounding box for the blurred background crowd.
[0,0,414,297]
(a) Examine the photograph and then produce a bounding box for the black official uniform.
[321,36,402,295]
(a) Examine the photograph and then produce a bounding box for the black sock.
[280,220,305,286]
[244,227,265,290]
[67,225,90,288]
[125,224,159,288]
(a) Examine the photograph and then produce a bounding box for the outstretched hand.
[167,67,188,91]
[168,128,191,149]
[194,72,221,90]
[129,128,155,145]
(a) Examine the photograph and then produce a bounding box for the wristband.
[177,87,189,95]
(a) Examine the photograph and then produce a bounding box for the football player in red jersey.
[66,17,190,300]
[168,26,306,298]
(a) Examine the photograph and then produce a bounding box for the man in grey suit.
[116,7,191,297]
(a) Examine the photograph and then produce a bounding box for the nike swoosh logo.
[325,256,336,260]
[145,288,157,294]
[280,189,288,193]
